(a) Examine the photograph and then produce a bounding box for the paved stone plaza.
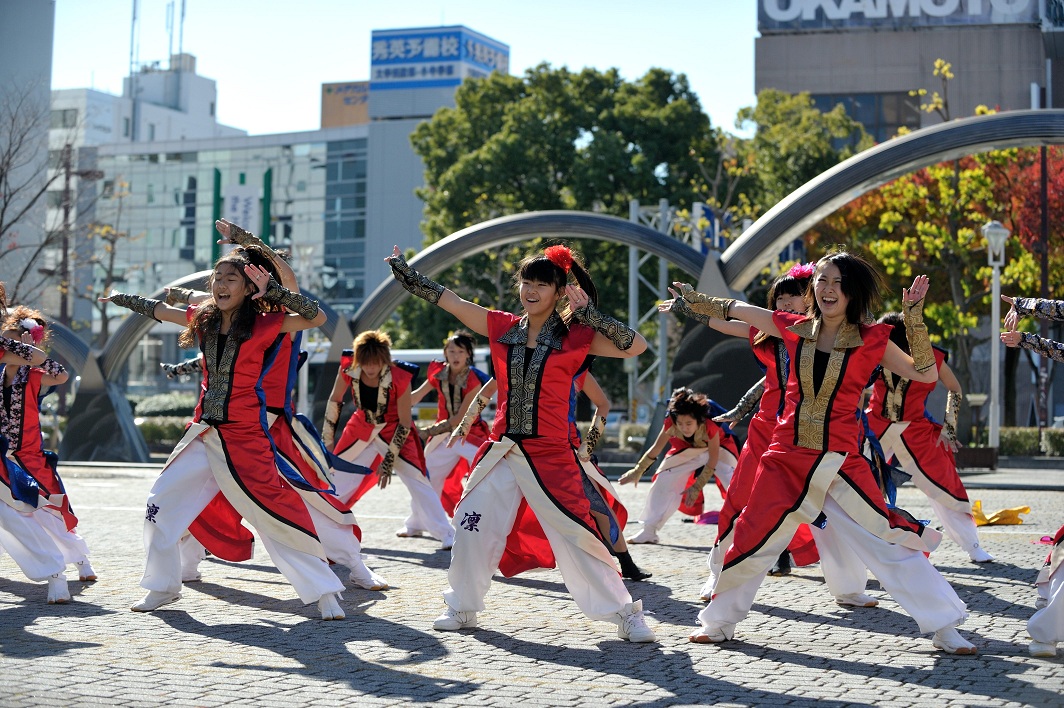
[1,465,1062,707]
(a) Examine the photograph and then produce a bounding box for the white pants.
[35,509,91,566]
[631,452,709,542]
[305,504,385,587]
[443,454,632,622]
[0,502,65,581]
[698,496,968,634]
[425,437,478,497]
[336,439,454,543]
[1030,562,1064,644]
[140,436,343,604]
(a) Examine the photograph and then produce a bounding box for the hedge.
[132,392,198,417]
[136,416,189,450]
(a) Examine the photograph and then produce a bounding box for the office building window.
[123,117,131,137]
[148,123,156,141]
[811,92,920,144]
[50,109,77,129]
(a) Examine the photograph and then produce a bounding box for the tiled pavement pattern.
[1,464,1062,707]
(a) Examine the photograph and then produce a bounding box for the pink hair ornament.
[788,263,815,279]
[20,317,44,345]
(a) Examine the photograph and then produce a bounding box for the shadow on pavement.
[0,580,112,658]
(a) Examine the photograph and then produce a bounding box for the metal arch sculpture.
[720,109,1064,290]
[64,272,351,462]
[351,210,707,333]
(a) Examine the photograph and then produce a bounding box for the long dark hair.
[810,251,884,325]
[513,243,597,324]
[178,249,279,348]
[754,266,814,345]
[878,311,908,353]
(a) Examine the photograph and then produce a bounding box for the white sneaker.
[318,592,345,620]
[616,600,656,643]
[1029,640,1057,657]
[969,547,995,563]
[130,590,181,612]
[689,622,734,643]
[74,560,97,582]
[835,593,879,608]
[433,608,477,631]
[932,627,978,655]
[46,574,70,604]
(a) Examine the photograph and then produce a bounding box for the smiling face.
[210,262,253,313]
[519,278,562,318]
[813,262,849,321]
[774,293,806,314]
[673,413,700,438]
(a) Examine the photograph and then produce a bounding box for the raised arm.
[0,336,49,367]
[216,219,299,291]
[1003,294,1064,325]
[1002,329,1064,363]
[100,291,189,326]
[386,246,489,336]
[659,282,780,338]
[885,274,937,384]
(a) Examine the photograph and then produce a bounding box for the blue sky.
[51,0,758,136]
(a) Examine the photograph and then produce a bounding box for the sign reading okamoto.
[758,0,1038,32]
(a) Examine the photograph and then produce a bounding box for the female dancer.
[387,243,656,641]
[669,252,978,654]
[866,311,993,563]
[104,247,347,619]
[0,316,73,604]
[1,308,95,583]
[619,387,732,545]
[324,330,455,549]
[410,330,491,516]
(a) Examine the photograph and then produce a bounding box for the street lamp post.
[982,220,1010,449]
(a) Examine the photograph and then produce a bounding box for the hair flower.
[543,245,573,273]
[789,263,815,279]
[19,318,44,344]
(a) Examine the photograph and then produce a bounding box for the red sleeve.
[703,419,722,440]
[771,311,807,347]
[339,352,354,388]
[426,360,445,391]
[390,364,414,396]
[486,310,522,341]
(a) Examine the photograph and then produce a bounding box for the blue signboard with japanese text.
[370,26,509,90]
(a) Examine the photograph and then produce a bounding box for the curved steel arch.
[351,210,706,332]
[41,321,90,374]
[720,109,1064,290]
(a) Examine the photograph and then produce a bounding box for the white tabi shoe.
[181,570,202,583]
[350,572,389,591]
[318,592,345,620]
[932,627,978,655]
[395,527,425,538]
[835,593,879,608]
[616,600,656,643]
[74,560,97,582]
[46,574,71,604]
[626,530,660,545]
[432,608,477,631]
[968,547,995,563]
[440,533,455,551]
[689,623,734,644]
[130,590,181,612]
[1029,640,1057,658]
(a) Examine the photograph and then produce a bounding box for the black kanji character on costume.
[145,503,160,524]
[460,511,482,532]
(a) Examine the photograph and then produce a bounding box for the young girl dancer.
[669,252,978,654]
[104,247,347,619]
[619,387,734,545]
[865,311,993,563]
[1,309,95,583]
[324,330,455,549]
[387,243,656,642]
[410,330,491,516]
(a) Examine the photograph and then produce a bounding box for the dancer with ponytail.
[387,243,656,642]
[104,242,347,619]
[664,252,978,654]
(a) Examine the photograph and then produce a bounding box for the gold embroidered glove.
[109,292,161,321]
[944,391,960,444]
[687,464,715,494]
[387,251,444,305]
[618,451,656,485]
[903,296,934,372]
[261,277,319,320]
[688,296,736,321]
[578,415,606,461]
[669,296,713,327]
[572,303,636,351]
[378,424,411,488]
[421,420,453,438]
[165,286,195,306]
[322,400,342,447]
[160,359,202,379]
[223,221,271,252]
[448,394,489,446]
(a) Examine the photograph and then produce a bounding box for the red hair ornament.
[543,245,573,273]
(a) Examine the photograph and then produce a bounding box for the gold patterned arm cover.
[387,251,444,305]
[688,296,736,322]
[902,296,935,373]
[261,277,319,320]
[448,394,489,446]
[944,390,960,443]
[165,286,195,306]
[618,451,656,485]
[572,303,636,350]
[109,292,161,321]
[1017,332,1064,364]
[686,464,715,495]
[224,221,272,253]
[721,377,766,422]
[378,423,411,487]
[669,296,714,327]
[0,335,37,362]
[160,359,202,379]
[322,400,342,447]
[421,420,453,438]
[578,415,606,461]
[1013,297,1064,321]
